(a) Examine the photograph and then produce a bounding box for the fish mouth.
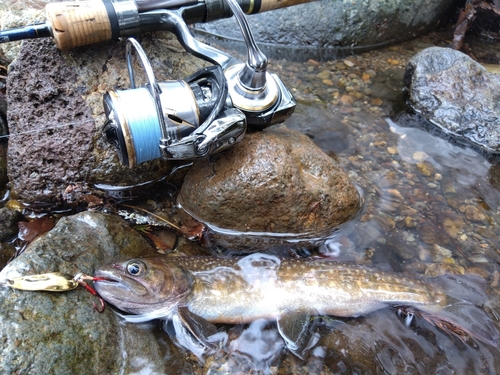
[93,270,121,285]
[93,268,149,297]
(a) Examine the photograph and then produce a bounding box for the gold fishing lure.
[7,272,107,312]
[7,272,79,292]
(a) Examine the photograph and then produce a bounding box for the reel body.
[103,0,296,167]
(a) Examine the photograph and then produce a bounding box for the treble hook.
[73,273,106,313]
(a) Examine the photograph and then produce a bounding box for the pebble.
[416,162,435,177]
[339,95,354,105]
[418,246,432,262]
[307,59,320,66]
[404,216,418,228]
[464,205,489,224]
[412,151,428,162]
[317,70,331,80]
[431,243,453,261]
[343,59,355,67]
[442,217,463,238]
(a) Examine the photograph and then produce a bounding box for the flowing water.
[163,26,500,374]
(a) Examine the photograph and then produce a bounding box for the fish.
[94,253,499,357]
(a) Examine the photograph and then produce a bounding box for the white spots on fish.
[210,289,222,296]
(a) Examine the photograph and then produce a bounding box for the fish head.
[94,257,192,318]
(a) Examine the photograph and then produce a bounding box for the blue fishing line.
[117,87,162,164]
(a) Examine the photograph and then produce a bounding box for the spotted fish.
[94,253,498,355]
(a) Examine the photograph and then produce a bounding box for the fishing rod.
[0,0,315,50]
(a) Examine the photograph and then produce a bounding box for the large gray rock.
[194,0,455,61]
[0,212,187,374]
[404,46,500,155]
[178,126,361,249]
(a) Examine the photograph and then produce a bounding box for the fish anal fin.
[277,312,319,359]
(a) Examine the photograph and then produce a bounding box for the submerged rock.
[404,46,500,155]
[0,211,186,374]
[178,126,360,249]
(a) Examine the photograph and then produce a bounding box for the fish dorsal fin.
[276,312,319,359]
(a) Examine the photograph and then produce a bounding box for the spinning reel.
[102,0,296,167]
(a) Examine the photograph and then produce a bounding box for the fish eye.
[126,260,146,276]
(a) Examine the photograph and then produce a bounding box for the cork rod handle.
[46,1,112,50]
[255,0,317,13]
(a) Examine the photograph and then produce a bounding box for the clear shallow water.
[163,27,500,374]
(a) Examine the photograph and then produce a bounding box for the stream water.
[174,26,500,374]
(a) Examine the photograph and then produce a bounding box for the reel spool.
[102,0,295,168]
[103,38,240,167]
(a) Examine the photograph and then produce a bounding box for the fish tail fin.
[419,274,499,346]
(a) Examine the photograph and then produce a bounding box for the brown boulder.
[178,126,360,240]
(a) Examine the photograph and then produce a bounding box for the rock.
[193,0,454,61]
[404,46,500,155]
[6,34,206,205]
[178,126,360,249]
[0,243,15,270]
[0,0,46,61]
[0,211,184,374]
[0,206,23,241]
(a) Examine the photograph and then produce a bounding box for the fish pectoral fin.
[177,306,221,350]
[277,312,319,359]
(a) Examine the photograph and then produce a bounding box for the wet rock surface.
[194,0,454,61]
[0,211,184,375]
[178,126,361,237]
[7,39,96,204]
[404,46,500,155]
